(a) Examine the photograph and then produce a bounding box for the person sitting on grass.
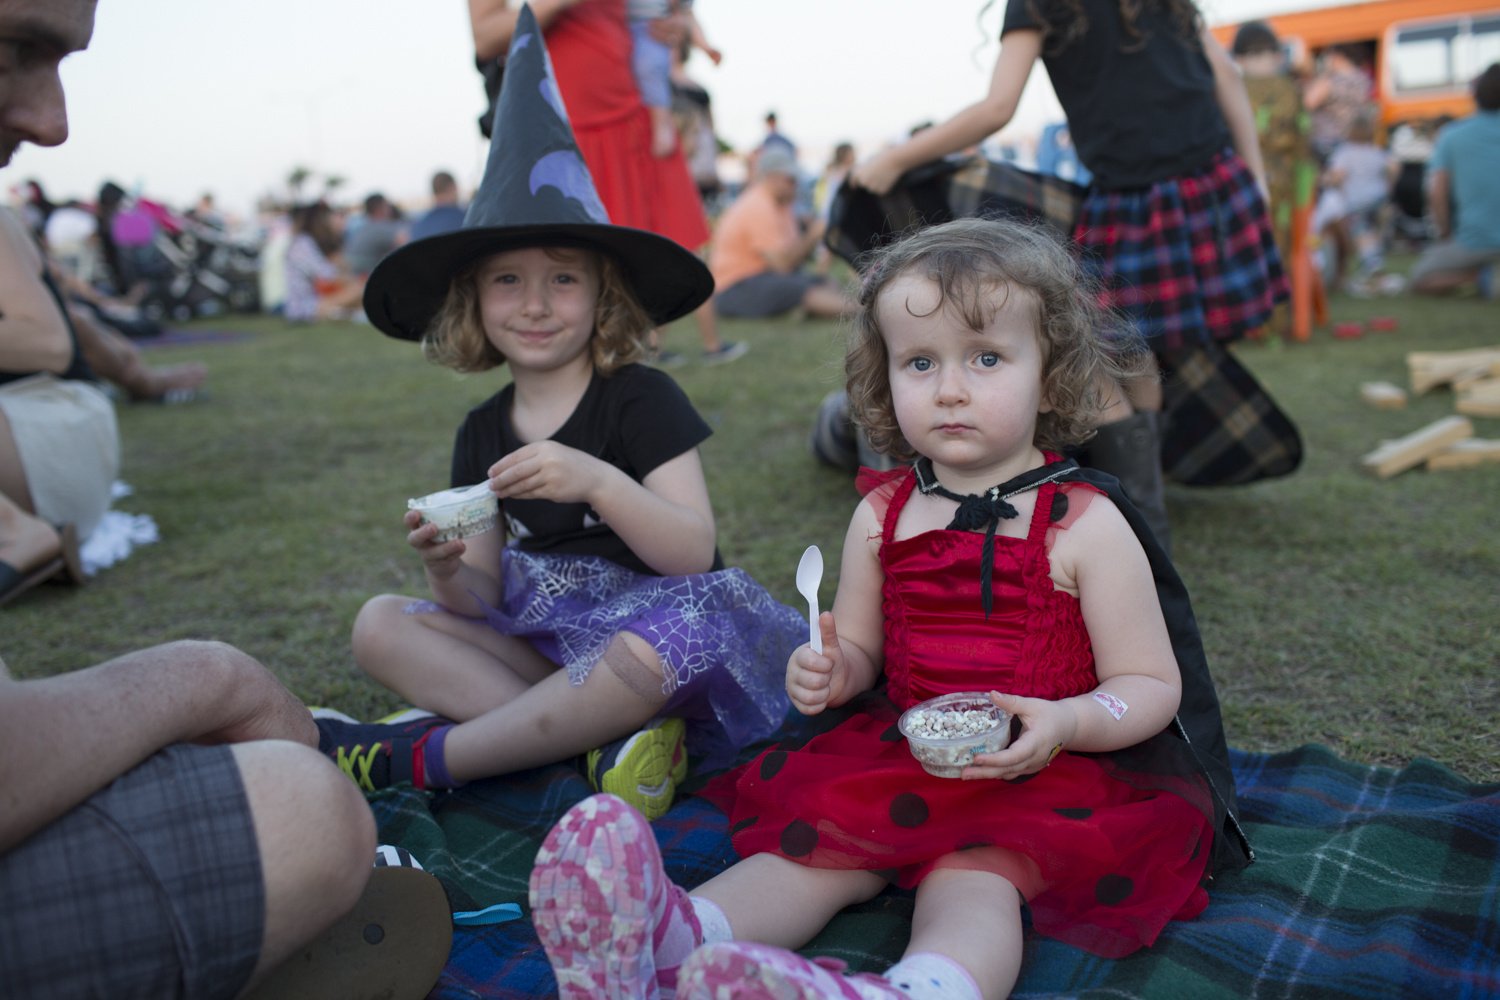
[527,217,1248,1000]
[1410,63,1500,297]
[708,144,856,322]
[314,7,801,821]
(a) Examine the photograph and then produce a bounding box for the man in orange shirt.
[709,146,853,320]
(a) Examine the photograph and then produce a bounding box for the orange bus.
[1212,0,1499,128]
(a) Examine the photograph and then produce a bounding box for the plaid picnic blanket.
[369,707,1500,999]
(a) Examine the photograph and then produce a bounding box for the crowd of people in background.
[11,15,1495,343]
[1228,23,1498,304]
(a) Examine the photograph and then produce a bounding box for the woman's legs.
[1089,363,1171,553]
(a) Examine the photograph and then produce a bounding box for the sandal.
[0,523,84,608]
[242,865,452,1000]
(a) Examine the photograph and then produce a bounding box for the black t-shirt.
[1002,0,1230,189]
[451,363,719,576]
[0,270,95,386]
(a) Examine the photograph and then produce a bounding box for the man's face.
[0,0,96,167]
[765,171,797,206]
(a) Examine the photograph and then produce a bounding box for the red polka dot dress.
[713,468,1216,957]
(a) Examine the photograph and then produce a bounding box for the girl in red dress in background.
[468,0,740,361]
[526,218,1246,1000]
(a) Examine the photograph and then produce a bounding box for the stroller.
[97,184,263,323]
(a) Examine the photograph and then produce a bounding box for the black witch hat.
[363,4,713,340]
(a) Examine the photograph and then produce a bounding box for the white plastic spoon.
[795,544,824,653]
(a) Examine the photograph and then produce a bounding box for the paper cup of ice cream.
[898,691,1012,778]
[406,482,498,542]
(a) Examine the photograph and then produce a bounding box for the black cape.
[1045,457,1253,872]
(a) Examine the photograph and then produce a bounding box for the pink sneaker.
[676,941,908,999]
[528,793,698,999]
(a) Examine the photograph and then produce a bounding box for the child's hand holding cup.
[406,482,500,543]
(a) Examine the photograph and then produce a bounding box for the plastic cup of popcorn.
[898,691,1012,778]
[407,482,498,543]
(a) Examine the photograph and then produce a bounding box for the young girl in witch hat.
[314,5,800,820]
[527,218,1250,999]
[850,0,1288,552]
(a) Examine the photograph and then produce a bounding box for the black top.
[1002,0,1230,189]
[0,270,95,386]
[451,363,720,576]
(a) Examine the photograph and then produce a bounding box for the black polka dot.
[879,723,903,742]
[780,819,818,856]
[1054,807,1092,820]
[1050,492,1069,522]
[1095,874,1134,906]
[889,792,929,828]
[730,816,758,835]
[1007,770,1039,785]
[759,750,787,780]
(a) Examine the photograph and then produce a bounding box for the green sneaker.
[586,718,688,820]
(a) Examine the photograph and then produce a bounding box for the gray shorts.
[714,271,820,319]
[1411,240,1500,282]
[0,743,264,1000]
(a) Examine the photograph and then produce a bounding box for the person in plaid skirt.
[852,0,1288,552]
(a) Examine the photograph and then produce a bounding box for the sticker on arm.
[1093,690,1128,720]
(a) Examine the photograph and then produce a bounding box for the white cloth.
[78,481,158,576]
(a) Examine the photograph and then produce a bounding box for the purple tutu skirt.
[410,546,800,768]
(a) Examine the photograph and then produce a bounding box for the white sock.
[882,952,982,1000]
[690,894,733,944]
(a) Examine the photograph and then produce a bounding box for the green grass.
[6,287,1498,780]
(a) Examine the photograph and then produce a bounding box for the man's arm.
[1427,167,1452,240]
[0,641,317,853]
[761,218,826,274]
[0,207,73,374]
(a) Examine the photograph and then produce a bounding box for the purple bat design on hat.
[531,150,609,224]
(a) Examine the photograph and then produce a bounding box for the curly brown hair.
[846,218,1152,459]
[420,246,652,374]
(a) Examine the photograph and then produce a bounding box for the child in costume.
[526,218,1250,1000]
[851,0,1287,551]
[315,6,799,820]
[627,0,721,158]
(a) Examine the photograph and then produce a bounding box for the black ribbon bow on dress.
[913,457,1078,617]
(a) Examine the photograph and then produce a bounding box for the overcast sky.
[9,0,1330,218]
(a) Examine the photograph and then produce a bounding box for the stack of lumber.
[1358,347,1500,477]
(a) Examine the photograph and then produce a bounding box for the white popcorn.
[898,692,1012,779]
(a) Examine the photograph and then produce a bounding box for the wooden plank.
[1360,416,1474,478]
[1360,381,1407,409]
[1407,349,1500,394]
[1451,367,1500,394]
[1456,397,1500,418]
[1427,439,1500,471]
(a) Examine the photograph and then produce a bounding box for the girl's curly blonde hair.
[420,245,652,374]
[846,217,1152,460]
